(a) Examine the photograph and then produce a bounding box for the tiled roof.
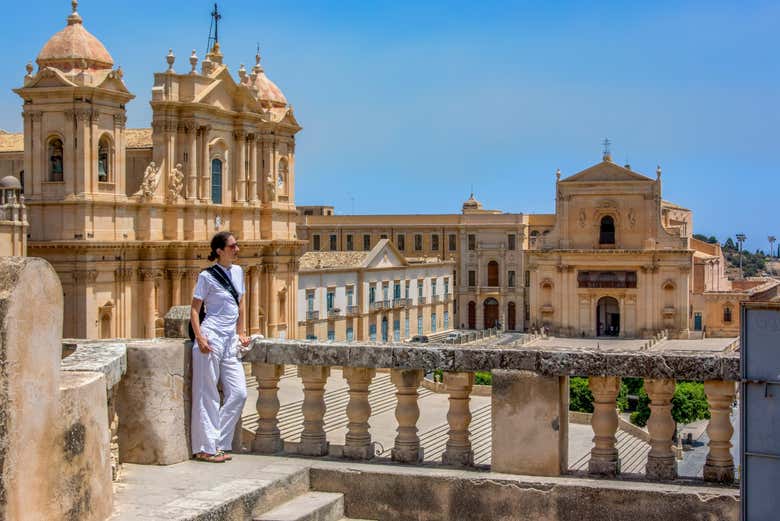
[126,128,152,148]
[0,131,23,153]
[299,251,370,270]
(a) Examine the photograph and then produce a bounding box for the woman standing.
[190,231,250,462]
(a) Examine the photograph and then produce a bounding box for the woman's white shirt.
[193,264,245,332]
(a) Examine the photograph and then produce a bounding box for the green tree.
[724,237,736,250]
[630,381,710,427]
[569,377,629,413]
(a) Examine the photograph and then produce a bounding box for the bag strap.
[206,265,241,307]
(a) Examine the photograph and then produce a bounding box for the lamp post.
[736,233,747,279]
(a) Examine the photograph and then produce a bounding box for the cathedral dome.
[249,53,287,106]
[36,1,114,72]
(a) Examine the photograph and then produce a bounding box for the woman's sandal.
[194,452,227,463]
[217,450,233,461]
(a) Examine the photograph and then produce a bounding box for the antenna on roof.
[205,3,222,55]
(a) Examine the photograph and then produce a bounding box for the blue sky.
[3,1,778,252]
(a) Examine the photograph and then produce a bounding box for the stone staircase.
[255,491,373,521]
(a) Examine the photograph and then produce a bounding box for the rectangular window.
[468,234,476,251]
[329,234,337,251]
[346,327,354,342]
[363,234,371,251]
[394,281,401,299]
[444,311,449,330]
[327,290,335,311]
[382,282,389,301]
[448,234,457,251]
[393,320,401,342]
[417,316,423,335]
[404,280,410,299]
[346,234,354,251]
[369,285,376,304]
[397,234,405,251]
[414,234,423,251]
[431,280,437,296]
[327,329,335,341]
[313,235,321,251]
[431,234,439,251]
[418,280,424,299]
[346,287,354,307]
[468,270,476,287]
[444,278,449,295]
[524,270,531,287]
[431,313,437,333]
[405,315,410,338]
[508,270,516,288]
[369,324,377,342]
[307,291,315,311]
[508,234,516,250]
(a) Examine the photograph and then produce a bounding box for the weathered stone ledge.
[61,340,127,389]
[245,339,740,381]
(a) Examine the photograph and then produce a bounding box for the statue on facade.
[135,162,160,200]
[578,209,587,229]
[628,208,637,229]
[166,163,185,203]
[265,171,276,199]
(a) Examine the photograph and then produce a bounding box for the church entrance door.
[484,298,499,329]
[507,302,516,331]
[596,296,620,336]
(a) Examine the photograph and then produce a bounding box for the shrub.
[475,371,492,386]
[630,381,710,427]
[569,377,594,413]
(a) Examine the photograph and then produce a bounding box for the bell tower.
[13,0,134,241]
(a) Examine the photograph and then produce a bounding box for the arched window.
[98,136,111,182]
[599,216,615,245]
[48,138,64,182]
[277,158,288,195]
[723,306,732,323]
[211,158,222,204]
[487,261,499,287]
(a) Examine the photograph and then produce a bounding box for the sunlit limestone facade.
[1,2,303,338]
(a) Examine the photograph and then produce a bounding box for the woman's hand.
[239,334,251,347]
[196,334,212,353]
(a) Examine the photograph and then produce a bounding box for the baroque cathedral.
[1,1,302,338]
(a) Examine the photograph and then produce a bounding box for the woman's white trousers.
[191,328,248,454]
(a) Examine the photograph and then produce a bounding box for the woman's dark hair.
[208,231,234,262]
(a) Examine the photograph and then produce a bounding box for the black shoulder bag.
[188,265,241,342]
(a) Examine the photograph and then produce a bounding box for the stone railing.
[244,339,739,484]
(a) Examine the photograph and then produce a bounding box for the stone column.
[491,370,568,476]
[234,130,246,202]
[703,380,736,483]
[588,376,621,476]
[140,269,159,339]
[248,134,258,204]
[645,378,677,480]
[390,368,423,463]
[185,121,198,200]
[298,365,330,456]
[252,363,284,453]
[199,126,211,202]
[442,371,474,466]
[343,367,376,460]
[168,269,183,307]
[250,266,261,335]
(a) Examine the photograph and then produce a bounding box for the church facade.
[0,2,302,339]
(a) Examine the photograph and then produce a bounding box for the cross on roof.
[601,138,612,158]
[211,3,222,43]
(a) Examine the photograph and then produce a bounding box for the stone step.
[255,491,345,521]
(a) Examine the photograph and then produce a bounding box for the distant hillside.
[693,234,772,278]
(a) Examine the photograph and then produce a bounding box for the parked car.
[410,335,429,343]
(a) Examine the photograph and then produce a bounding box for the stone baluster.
[298,365,330,456]
[645,378,677,480]
[703,380,736,483]
[442,371,474,466]
[252,363,284,453]
[343,367,376,460]
[588,376,621,476]
[391,369,423,463]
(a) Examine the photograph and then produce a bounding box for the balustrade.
[243,338,739,487]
